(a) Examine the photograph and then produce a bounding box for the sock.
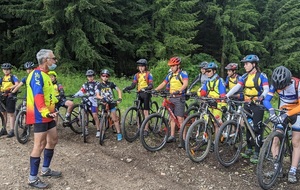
[289,166,297,174]
[29,157,41,181]
[42,149,54,172]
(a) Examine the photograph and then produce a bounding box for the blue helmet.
[240,54,259,63]
[24,61,35,69]
[204,62,218,70]
[1,63,12,69]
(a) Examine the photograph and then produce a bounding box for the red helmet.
[225,63,238,70]
[168,57,181,66]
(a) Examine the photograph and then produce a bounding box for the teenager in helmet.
[224,63,243,100]
[123,59,153,136]
[187,61,209,93]
[96,69,123,141]
[226,54,269,164]
[12,61,36,94]
[154,57,188,143]
[263,66,300,183]
[0,62,19,138]
[73,70,100,137]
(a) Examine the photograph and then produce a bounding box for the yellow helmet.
[48,71,57,77]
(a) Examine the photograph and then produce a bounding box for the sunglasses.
[101,75,109,78]
[205,70,213,73]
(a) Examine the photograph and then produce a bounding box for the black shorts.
[34,120,56,133]
[0,96,16,113]
[138,92,151,110]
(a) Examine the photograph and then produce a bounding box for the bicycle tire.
[257,131,284,190]
[185,119,212,163]
[80,106,88,143]
[99,115,108,145]
[14,110,31,144]
[178,110,200,148]
[68,104,81,134]
[121,107,142,142]
[214,120,243,167]
[187,102,199,110]
[139,113,169,152]
[150,101,159,113]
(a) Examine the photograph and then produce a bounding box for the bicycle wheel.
[121,107,142,142]
[257,131,284,190]
[178,110,200,148]
[215,120,243,167]
[140,113,169,152]
[99,116,108,145]
[185,119,212,162]
[187,102,199,110]
[68,104,81,134]
[150,101,159,113]
[80,107,89,143]
[14,110,31,144]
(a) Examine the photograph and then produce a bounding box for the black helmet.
[136,59,147,66]
[198,61,208,68]
[24,61,35,69]
[86,69,95,76]
[1,63,12,69]
[240,54,259,63]
[271,66,292,90]
[101,69,110,76]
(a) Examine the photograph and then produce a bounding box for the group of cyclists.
[0,52,299,187]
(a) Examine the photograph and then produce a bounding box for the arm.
[11,82,24,93]
[226,83,242,97]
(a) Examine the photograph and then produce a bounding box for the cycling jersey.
[264,78,300,116]
[74,81,99,107]
[187,73,209,92]
[200,74,226,98]
[225,74,243,100]
[96,81,119,102]
[26,68,58,124]
[239,72,268,101]
[164,70,188,93]
[0,74,19,92]
[133,72,153,91]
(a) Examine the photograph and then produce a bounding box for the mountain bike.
[257,110,293,189]
[214,100,272,167]
[14,97,80,144]
[98,100,121,145]
[139,91,186,152]
[121,90,158,142]
[185,97,226,162]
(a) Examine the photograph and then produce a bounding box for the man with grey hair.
[26,49,61,188]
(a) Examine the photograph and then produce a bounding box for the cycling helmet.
[240,54,259,63]
[48,71,57,77]
[271,66,292,90]
[198,61,208,68]
[136,59,147,66]
[101,69,110,76]
[1,63,12,69]
[225,63,238,70]
[86,69,95,76]
[24,61,35,69]
[168,57,181,66]
[203,62,218,70]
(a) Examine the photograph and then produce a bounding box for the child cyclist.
[123,59,153,136]
[224,63,243,100]
[154,57,188,144]
[263,66,300,183]
[198,62,226,150]
[48,71,74,124]
[12,62,36,93]
[187,61,209,93]
[226,54,269,164]
[96,69,123,141]
[0,62,19,138]
[73,70,100,137]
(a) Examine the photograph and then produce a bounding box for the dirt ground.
[0,122,299,190]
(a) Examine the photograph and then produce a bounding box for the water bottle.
[247,118,254,128]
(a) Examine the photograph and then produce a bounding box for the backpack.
[168,70,184,85]
[136,71,150,84]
